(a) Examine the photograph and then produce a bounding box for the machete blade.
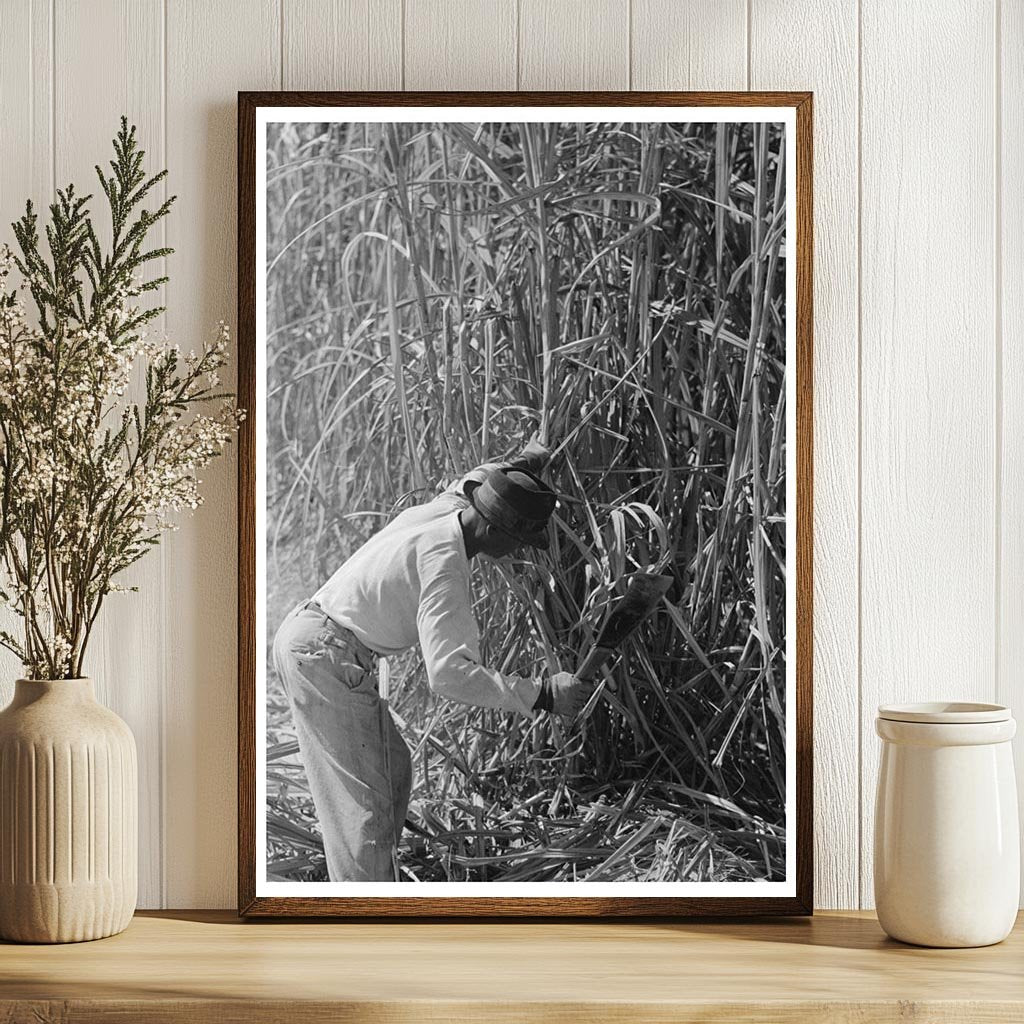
[594,572,673,648]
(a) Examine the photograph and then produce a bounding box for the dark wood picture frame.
[238,90,813,918]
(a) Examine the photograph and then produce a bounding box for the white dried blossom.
[0,241,242,679]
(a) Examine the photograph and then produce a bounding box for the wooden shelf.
[2,909,1022,1022]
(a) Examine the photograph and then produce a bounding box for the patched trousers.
[272,600,412,881]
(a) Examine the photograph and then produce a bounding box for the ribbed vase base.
[0,679,138,945]
[0,880,135,943]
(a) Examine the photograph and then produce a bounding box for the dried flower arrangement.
[0,118,240,680]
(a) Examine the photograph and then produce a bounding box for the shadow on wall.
[159,99,242,905]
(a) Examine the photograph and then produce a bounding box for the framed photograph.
[238,91,813,917]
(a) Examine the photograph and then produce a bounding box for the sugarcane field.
[263,117,790,887]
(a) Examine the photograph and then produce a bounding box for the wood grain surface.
[2,910,1024,1023]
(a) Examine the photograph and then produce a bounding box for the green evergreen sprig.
[0,117,240,679]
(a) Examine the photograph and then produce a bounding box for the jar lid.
[877,701,1010,724]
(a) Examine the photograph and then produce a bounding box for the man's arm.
[415,548,542,717]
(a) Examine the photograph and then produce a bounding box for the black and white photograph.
[244,98,809,911]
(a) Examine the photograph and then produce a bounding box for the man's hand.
[549,671,589,718]
[513,436,553,473]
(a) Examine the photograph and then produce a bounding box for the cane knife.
[576,572,674,682]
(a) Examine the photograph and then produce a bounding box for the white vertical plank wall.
[0,1,53,693]
[54,0,167,910]
[632,1,746,92]
[162,0,280,908]
[1002,0,1024,898]
[405,0,516,90]
[749,0,860,910]
[0,0,1016,910]
[519,0,629,90]
[859,0,998,909]
[283,0,402,90]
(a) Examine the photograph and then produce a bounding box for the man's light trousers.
[272,600,412,881]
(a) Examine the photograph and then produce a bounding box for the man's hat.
[468,468,558,549]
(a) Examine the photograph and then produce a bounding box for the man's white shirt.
[313,480,541,717]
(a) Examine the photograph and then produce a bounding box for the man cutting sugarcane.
[272,441,591,882]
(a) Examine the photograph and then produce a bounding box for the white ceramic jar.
[874,702,1019,948]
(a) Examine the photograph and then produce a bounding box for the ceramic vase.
[874,701,1019,948]
[0,678,137,943]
